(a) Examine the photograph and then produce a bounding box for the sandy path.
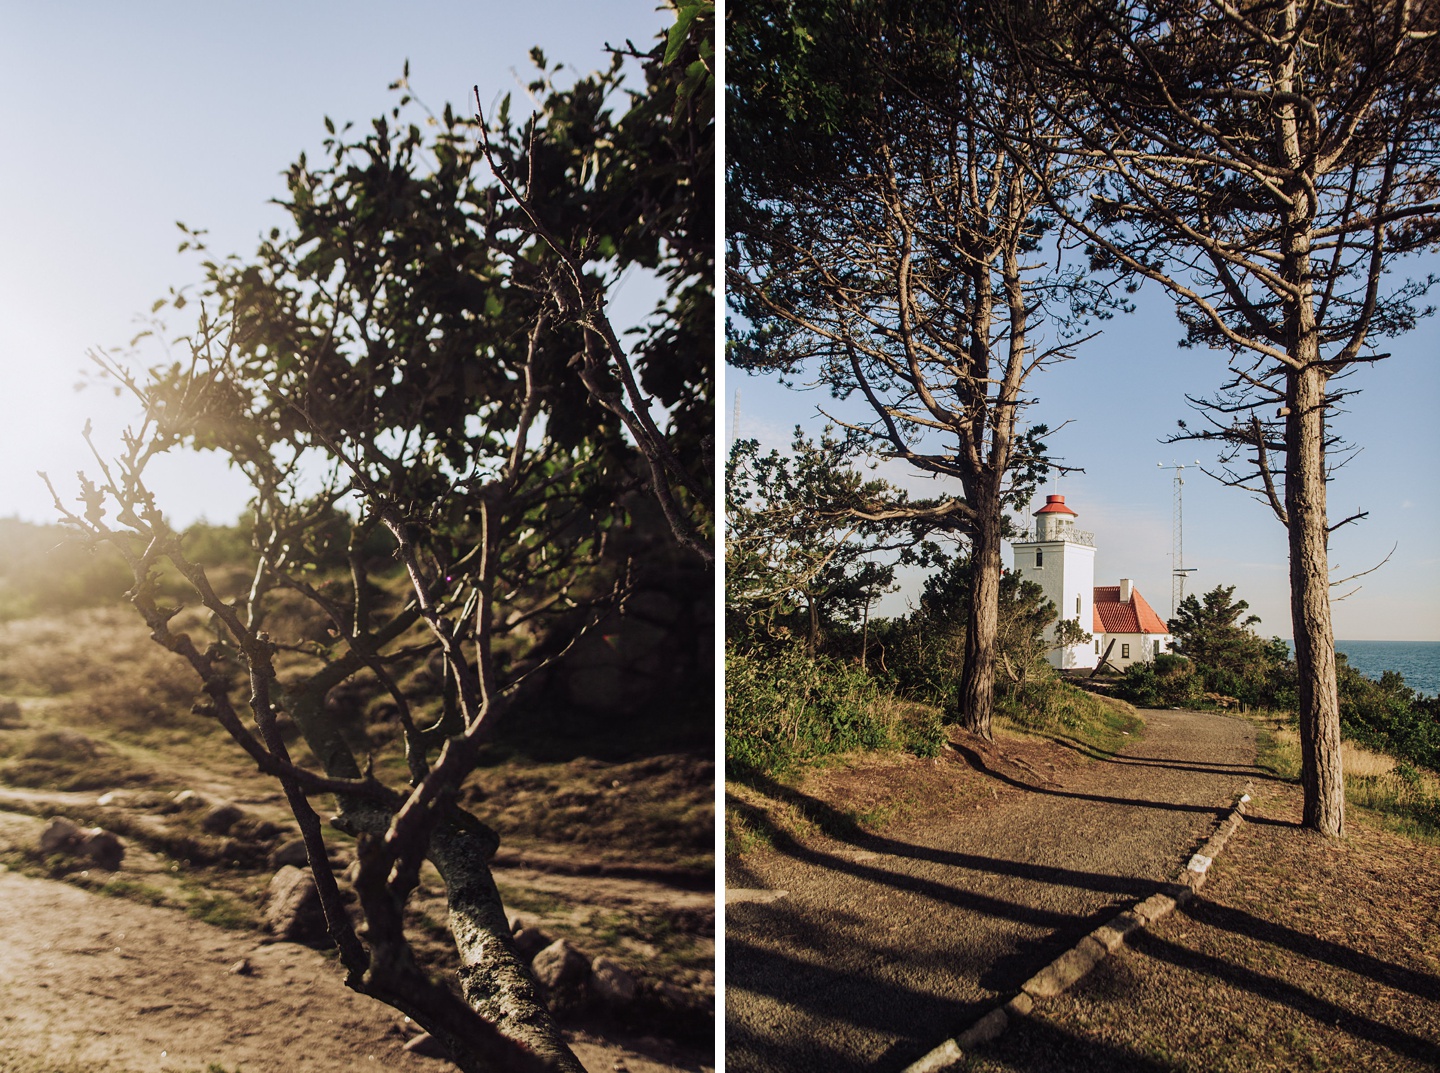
[0,862,700,1073]
[724,709,1265,1073]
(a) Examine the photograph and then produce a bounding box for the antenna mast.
[1158,462,1200,616]
[732,388,741,446]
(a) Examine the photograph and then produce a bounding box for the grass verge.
[1253,710,1440,843]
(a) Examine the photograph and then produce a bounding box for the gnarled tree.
[728,2,1121,738]
[44,9,713,1071]
[725,429,949,651]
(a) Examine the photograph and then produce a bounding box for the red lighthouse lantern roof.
[1034,494,1077,516]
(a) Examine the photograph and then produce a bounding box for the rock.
[200,803,245,835]
[591,956,638,1007]
[0,699,22,727]
[171,790,206,810]
[512,926,552,961]
[268,838,310,869]
[97,789,172,811]
[38,818,124,870]
[265,865,331,946]
[228,958,253,976]
[228,816,282,843]
[402,1033,450,1059]
[77,828,124,870]
[532,939,590,992]
[38,817,83,855]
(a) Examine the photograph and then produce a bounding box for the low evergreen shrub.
[726,643,938,777]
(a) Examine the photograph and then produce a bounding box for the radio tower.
[1158,462,1200,616]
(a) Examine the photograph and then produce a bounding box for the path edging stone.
[901,789,1251,1073]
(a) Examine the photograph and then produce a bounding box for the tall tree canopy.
[728,1,1123,737]
[1005,0,1440,834]
[47,7,713,1071]
[726,429,948,650]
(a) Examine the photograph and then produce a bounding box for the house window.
[1121,643,1131,659]
[1094,638,1100,654]
[1036,549,1043,567]
[1154,639,1162,657]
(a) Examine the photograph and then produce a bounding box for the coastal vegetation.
[1113,582,1440,838]
[725,446,1140,783]
[727,0,1440,840]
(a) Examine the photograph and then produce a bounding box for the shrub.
[727,643,921,777]
[1337,665,1440,773]
[1116,654,1201,707]
[994,673,1141,751]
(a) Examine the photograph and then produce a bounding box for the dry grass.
[964,776,1440,1072]
[464,752,714,869]
[1269,725,1402,778]
[0,607,715,864]
[1257,717,1440,843]
[724,719,1098,862]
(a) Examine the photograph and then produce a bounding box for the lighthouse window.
[1036,549,1044,567]
[1075,595,1081,616]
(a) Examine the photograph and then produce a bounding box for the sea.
[1284,639,1440,698]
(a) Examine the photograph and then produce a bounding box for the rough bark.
[728,6,1101,738]
[958,514,1003,740]
[1002,0,1440,837]
[1285,364,1346,837]
[331,799,584,1073]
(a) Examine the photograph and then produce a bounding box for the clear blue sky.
[725,261,1440,643]
[0,0,671,529]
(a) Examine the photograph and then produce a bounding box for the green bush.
[998,675,1095,731]
[887,699,945,759]
[1116,653,1201,707]
[727,643,923,777]
[994,673,1142,752]
[1337,665,1440,773]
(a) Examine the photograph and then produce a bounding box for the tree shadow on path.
[948,740,1237,816]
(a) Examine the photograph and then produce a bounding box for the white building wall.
[1098,631,1174,669]
[1013,538,1096,670]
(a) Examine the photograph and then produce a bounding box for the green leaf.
[665,4,703,66]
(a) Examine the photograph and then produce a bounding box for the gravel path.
[725,709,1264,1073]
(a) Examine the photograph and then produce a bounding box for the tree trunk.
[330,800,586,1073]
[429,813,588,1073]
[957,516,1002,740]
[1285,364,1345,837]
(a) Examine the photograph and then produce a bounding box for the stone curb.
[901,789,1251,1073]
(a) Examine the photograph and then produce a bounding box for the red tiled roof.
[1093,585,1169,635]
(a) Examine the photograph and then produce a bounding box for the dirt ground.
[0,606,713,1073]
[963,768,1440,1073]
[725,709,1265,1073]
[0,803,710,1073]
[0,860,703,1073]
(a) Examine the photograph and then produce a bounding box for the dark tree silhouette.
[43,7,713,1070]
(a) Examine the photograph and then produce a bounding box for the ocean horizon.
[1283,639,1440,698]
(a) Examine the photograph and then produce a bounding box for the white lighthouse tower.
[1012,495,1097,670]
